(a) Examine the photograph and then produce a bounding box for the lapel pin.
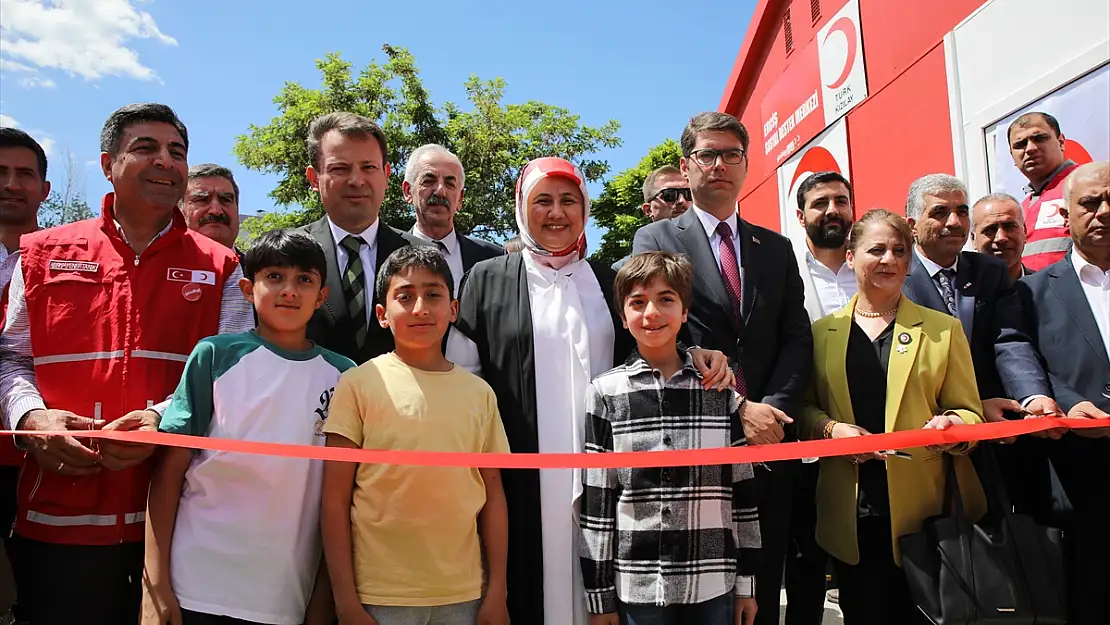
[896,345,908,354]
[963,282,972,289]
[752,236,761,244]
[898,332,912,345]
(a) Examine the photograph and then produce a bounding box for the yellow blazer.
[800,295,986,565]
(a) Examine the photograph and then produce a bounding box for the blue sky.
[0,0,756,242]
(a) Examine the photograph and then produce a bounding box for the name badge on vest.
[1035,199,1066,230]
[167,268,216,285]
[49,259,99,273]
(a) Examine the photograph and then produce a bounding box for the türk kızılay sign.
[761,0,868,165]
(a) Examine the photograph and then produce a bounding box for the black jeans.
[752,460,796,625]
[13,535,143,625]
[783,460,827,625]
[0,465,25,620]
[830,516,929,625]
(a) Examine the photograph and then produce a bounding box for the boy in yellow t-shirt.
[321,246,510,625]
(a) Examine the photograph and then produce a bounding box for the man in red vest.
[1007,111,1077,271]
[0,103,253,625]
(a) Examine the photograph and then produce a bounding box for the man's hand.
[690,348,736,391]
[829,422,883,464]
[589,613,620,625]
[19,408,105,476]
[1022,396,1068,440]
[740,401,792,446]
[476,593,510,625]
[924,414,965,452]
[735,597,758,625]
[140,576,182,625]
[98,409,160,471]
[336,604,379,625]
[981,397,1023,444]
[1067,401,1110,438]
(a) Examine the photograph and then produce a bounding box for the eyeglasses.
[689,148,746,167]
[651,187,692,204]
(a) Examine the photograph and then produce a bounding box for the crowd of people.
[0,102,1106,625]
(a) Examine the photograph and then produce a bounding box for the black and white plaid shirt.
[579,350,761,614]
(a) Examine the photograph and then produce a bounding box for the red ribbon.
[1,417,1105,469]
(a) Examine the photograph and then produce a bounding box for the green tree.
[39,150,93,228]
[589,139,682,267]
[235,46,621,241]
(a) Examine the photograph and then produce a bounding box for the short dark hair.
[242,229,328,282]
[100,103,189,156]
[188,163,240,203]
[0,126,48,180]
[680,112,749,157]
[614,251,694,316]
[1007,111,1062,144]
[375,245,454,306]
[796,171,852,210]
[642,165,683,202]
[307,112,389,169]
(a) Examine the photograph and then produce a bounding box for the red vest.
[1022,162,1077,272]
[15,194,238,544]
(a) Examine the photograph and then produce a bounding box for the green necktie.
[340,235,368,350]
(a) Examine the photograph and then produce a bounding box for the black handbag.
[899,446,1068,624]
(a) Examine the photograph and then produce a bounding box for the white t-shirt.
[160,331,355,624]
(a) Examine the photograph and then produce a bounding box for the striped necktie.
[340,235,368,350]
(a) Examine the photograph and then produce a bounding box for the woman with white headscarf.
[447,157,733,625]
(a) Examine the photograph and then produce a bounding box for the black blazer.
[1017,254,1110,518]
[903,250,1049,402]
[457,231,505,274]
[632,209,813,422]
[452,252,635,625]
[299,217,427,364]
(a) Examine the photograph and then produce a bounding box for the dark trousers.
[182,609,268,625]
[752,459,796,625]
[0,465,25,620]
[831,516,929,625]
[13,535,143,625]
[619,592,734,625]
[783,460,827,625]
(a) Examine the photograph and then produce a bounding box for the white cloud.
[38,137,55,156]
[0,0,177,82]
[19,76,56,88]
[0,113,18,128]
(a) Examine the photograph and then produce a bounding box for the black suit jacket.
[632,209,813,422]
[457,231,505,274]
[903,250,1049,401]
[299,217,427,364]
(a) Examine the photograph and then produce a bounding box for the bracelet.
[822,419,839,440]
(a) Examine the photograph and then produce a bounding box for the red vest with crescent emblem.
[1022,162,1077,272]
[14,193,238,544]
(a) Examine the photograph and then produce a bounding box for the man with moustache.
[901,173,1060,523]
[1017,161,1110,625]
[181,163,242,255]
[973,193,1032,280]
[1008,112,1077,271]
[0,126,51,625]
[612,165,691,271]
[0,103,251,625]
[402,143,503,295]
[298,112,426,365]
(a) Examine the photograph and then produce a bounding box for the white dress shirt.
[806,250,856,316]
[1072,248,1110,357]
[410,225,463,295]
[327,216,379,326]
[692,206,745,303]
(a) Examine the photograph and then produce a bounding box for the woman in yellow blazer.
[799,209,986,625]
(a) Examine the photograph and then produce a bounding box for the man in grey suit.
[298,112,425,364]
[1017,161,1110,625]
[633,112,813,625]
[612,165,691,271]
[901,173,1061,521]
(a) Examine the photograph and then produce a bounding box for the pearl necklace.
[855,296,900,318]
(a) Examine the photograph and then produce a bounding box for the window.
[784,9,794,55]
[810,0,821,24]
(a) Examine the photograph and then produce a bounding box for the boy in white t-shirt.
[143,229,356,625]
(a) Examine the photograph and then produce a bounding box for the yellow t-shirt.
[322,352,511,606]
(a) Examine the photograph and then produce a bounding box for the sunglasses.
[651,187,692,204]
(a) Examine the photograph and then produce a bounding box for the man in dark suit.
[632,111,813,625]
[1017,161,1110,625]
[972,192,1035,282]
[901,173,1061,523]
[298,112,425,364]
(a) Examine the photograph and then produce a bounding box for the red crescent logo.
[789,147,843,190]
[1064,138,1093,165]
[823,16,857,90]
[182,283,203,302]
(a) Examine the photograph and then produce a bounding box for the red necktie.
[715,221,749,396]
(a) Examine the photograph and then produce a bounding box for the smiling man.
[181,163,241,252]
[973,192,1030,280]
[0,103,252,625]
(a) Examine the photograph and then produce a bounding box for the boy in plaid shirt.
[579,251,761,625]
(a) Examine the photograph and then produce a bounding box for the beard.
[806,217,850,249]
